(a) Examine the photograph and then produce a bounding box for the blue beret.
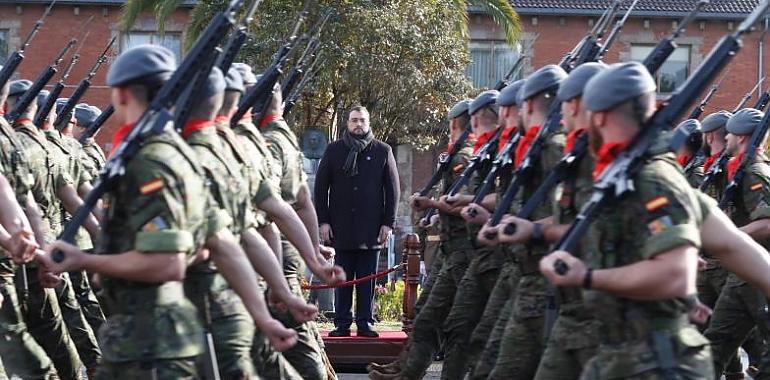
[522,65,567,101]
[74,103,101,127]
[36,90,51,110]
[727,108,764,136]
[232,63,257,85]
[106,45,176,87]
[701,110,732,133]
[557,62,607,102]
[448,99,471,119]
[675,119,701,135]
[9,80,32,98]
[225,67,245,93]
[469,90,499,116]
[201,67,226,99]
[498,80,525,107]
[584,62,656,112]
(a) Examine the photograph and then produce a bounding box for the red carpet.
[321,330,407,341]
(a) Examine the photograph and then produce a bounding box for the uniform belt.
[601,315,687,345]
[105,281,186,314]
[426,235,441,242]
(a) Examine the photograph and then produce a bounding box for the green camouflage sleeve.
[542,132,567,172]
[634,160,702,259]
[740,163,770,220]
[264,132,301,204]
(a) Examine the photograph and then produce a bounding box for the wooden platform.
[323,330,408,368]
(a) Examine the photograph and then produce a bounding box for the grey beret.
[469,90,499,116]
[448,99,471,119]
[557,62,607,102]
[522,65,567,101]
[74,103,101,127]
[54,98,69,115]
[727,108,764,136]
[701,110,732,133]
[201,67,226,99]
[9,80,32,98]
[232,63,257,85]
[498,80,526,107]
[106,45,176,87]
[583,62,656,112]
[675,119,701,135]
[225,67,245,93]
[36,90,50,110]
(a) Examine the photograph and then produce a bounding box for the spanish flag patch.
[751,183,763,191]
[645,196,669,212]
[140,178,164,195]
[453,164,464,173]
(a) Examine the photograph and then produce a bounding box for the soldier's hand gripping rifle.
[643,0,709,74]
[53,36,116,131]
[217,0,261,73]
[466,132,521,218]
[53,0,249,262]
[78,104,114,144]
[0,0,56,90]
[231,0,314,126]
[733,77,765,113]
[6,38,77,124]
[281,8,332,98]
[552,0,770,274]
[283,52,325,117]
[34,37,82,127]
[493,55,528,91]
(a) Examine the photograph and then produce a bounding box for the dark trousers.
[333,248,379,330]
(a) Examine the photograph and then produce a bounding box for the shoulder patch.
[140,178,164,195]
[453,164,464,173]
[648,215,673,236]
[751,182,763,191]
[142,216,169,232]
[645,196,669,212]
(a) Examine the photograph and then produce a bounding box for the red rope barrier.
[302,263,406,290]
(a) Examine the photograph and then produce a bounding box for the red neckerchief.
[183,119,213,139]
[258,114,281,130]
[515,125,541,167]
[0,108,5,116]
[214,115,229,125]
[16,118,32,125]
[564,128,586,154]
[240,112,252,121]
[109,123,134,158]
[447,133,476,154]
[703,152,720,173]
[677,154,691,167]
[727,153,744,181]
[498,127,518,154]
[473,129,495,154]
[593,142,630,181]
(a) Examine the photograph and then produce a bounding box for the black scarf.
[342,128,374,177]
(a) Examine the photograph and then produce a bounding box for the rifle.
[34,41,81,127]
[216,0,260,73]
[53,0,250,262]
[466,132,521,216]
[687,71,725,120]
[733,77,765,113]
[718,111,770,209]
[572,0,622,67]
[445,127,504,199]
[231,0,314,126]
[753,83,770,111]
[597,0,642,60]
[0,0,56,90]
[493,55,528,91]
[281,9,332,98]
[78,105,114,144]
[553,0,769,273]
[173,47,226,131]
[54,36,116,130]
[558,2,615,70]
[642,0,709,74]
[283,52,325,117]
[6,38,76,124]
[415,122,472,200]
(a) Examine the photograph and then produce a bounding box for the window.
[630,44,691,93]
[121,31,182,61]
[0,30,8,65]
[466,41,521,89]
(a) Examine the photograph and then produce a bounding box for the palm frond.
[467,0,521,45]
[451,0,470,40]
[120,0,156,32]
[155,0,186,34]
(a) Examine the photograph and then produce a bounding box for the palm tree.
[121,0,521,47]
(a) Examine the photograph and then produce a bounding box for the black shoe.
[357,329,379,338]
[328,328,351,337]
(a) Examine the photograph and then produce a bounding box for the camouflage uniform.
[45,129,103,371]
[183,122,259,379]
[396,140,474,378]
[704,154,770,379]
[533,135,599,380]
[682,155,705,189]
[95,127,209,379]
[0,117,56,379]
[14,119,83,380]
[261,116,328,380]
[80,139,107,179]
[579,144,712,379]
[487,128,566,380]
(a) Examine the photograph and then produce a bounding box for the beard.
[588,122,604,158]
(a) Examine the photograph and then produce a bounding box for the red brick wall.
[0,3,192,148]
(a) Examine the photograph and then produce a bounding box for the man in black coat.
[314,106,400,337]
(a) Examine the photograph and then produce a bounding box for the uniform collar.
[258,113,282,130]
[109,123,134,158]
[473,129,496,154]
[564,127,586,154]
[593,141,629,181]
[514,125,541,167]
[183,119,214,138]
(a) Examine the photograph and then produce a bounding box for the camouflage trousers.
[533,303,599,379]
[704,274,769,379]
[186,271,257,379]
[440,252,502,380]
[488,273,550,380]
[69,270,106,334]
[0,273,57,379]
[402,241,472,378]
[95,356,199,380]
[56,272,102,370]
[17,264,82,380]
[465,261,519,376]
[696,266,745,375]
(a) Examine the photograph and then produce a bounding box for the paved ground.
[338,362,442,379]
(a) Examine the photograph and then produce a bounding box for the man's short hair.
[349,105,370,118]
